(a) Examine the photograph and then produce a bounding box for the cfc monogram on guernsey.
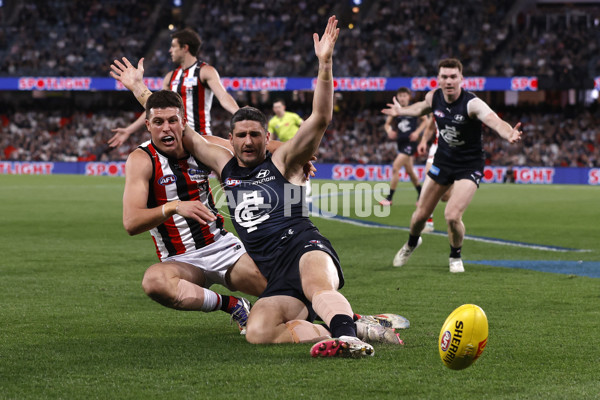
[139,140,225,261]
[220,154,313,265]
[169,61,215,135]
[431,88,484,163]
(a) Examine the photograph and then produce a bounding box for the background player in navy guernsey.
[110,16,404,358]
[117,87,266,335]
[108,27,238,148]
[379,87,430,206]
[383,58,522,273]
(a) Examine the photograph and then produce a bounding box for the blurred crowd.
[1,1,599,79]
[1,1,599,168]
[2,104,599,168]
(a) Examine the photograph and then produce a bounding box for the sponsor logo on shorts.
[429,165,440,176]
[158,174,177,185]
[440,330,451,351]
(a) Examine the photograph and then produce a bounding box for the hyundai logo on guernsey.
[256,169,270,179]
[454,114,465,122]
[158,174,177,186]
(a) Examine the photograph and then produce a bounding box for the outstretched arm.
[272,15,339,182]
[468,98,522,143]
[382,91,434,118]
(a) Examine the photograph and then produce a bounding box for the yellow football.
[438,304,488,370]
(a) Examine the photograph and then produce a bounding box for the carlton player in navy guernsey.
[380,87,430,206]
[114,17,405,358]
[383,58,522,273]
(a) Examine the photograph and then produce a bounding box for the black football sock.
[450,246,462,258]
[387,189,395,201]
[329,314,357,338]
[408,234,420,248]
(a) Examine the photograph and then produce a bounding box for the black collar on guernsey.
[150,140,190,162]
[234,151,272,176]
[438,87,465,107]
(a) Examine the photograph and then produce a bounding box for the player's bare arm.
[382,91,434,118]
[107,68,176,148]
[468,98,522,144]
[418,117,436,156]
[410,114,431,142]
[201,65,239,115]
[384,115,397,140]
[123,149,216,235]
[272,15,339,183]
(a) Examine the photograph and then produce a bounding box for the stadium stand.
[0,0,599,167]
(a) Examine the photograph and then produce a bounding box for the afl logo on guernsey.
[158,174,177,186]
[434,110,445,118]
[225,177,242,187]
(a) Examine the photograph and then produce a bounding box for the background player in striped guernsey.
[383,58,522,273]
[379,87,430,206]
[108,27,238,147]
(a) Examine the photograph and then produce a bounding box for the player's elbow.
[123,218,142,236]
[313,113,332,131]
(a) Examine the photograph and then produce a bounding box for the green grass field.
[1,174,598,399]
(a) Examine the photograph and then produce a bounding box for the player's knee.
[245,320,274,344]
[444,211,462,227]
[141,266,169,298]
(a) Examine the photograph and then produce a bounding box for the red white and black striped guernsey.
[139,140,225,261]
[168,61,214,135]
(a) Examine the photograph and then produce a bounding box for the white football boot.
[356,318,404,345]
[449,257,465,273]
[392,237,422,267]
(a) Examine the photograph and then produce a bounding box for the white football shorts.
[163,232,247,289]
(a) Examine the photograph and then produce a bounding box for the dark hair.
[396,87,411,96]
[273,98,286,106]
[230,106,268,131]
[438,58,463,74]
[172,28,202,56]
[146,90,184,119]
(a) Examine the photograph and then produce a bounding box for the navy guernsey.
[220,153,313,264]
[431,88,484,164]
[393,115,418,148]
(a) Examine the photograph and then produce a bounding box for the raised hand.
[313,16,339,64]
[110,57,145,91]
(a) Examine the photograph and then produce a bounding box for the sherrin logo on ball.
[438,304,488,370]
